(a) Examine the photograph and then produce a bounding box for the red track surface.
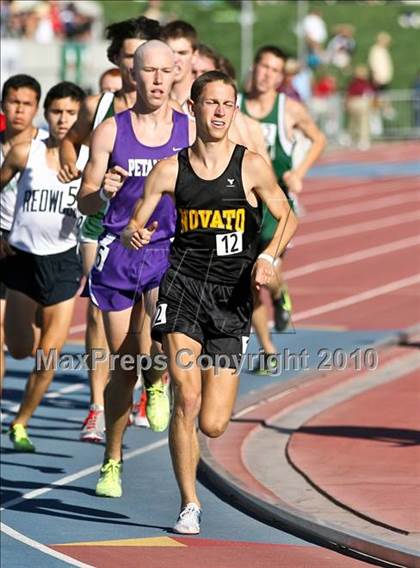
[288,347,420,533]
[53,540,371,568]
[68,141,420,339]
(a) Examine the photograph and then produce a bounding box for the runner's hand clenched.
[120,221,158,250]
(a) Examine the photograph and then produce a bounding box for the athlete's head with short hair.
[190,71,237,142]
[99,68,123,93]
[252,45,288,94]
[161,20,198,84]
[43,82,86,142]
[105,16,161,91]
[218,56,236,81]
[193,44,219,79]
[1,74,41,134]
[133,40,175,111]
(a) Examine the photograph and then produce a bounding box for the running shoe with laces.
[145,378,170,432]
[173,502,202,534]
[95,458,122,498]
[273,287,292,332]
[253,352,279,375]
[80,404,105,443]
[9,424,35,452]
[132,390,150,428]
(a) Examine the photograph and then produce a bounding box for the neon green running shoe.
[146,379,170,432]
[274,287,292,332]
[95,459,122,498]
[253,353,279,376]
[9,424,35,452]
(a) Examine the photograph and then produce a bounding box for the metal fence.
[308,89,420,145]
[2,40,419,143]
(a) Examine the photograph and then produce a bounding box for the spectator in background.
[302,8,327,69]
[142,0,172,25]
[310,68,340,140]
[346,64,375,150]
[278,58,302,102]
[368,32,394,91]
[412,70,420,128]
[99,68,122,93]
[326,24,356,70]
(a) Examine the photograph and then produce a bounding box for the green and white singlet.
[239,92,294,243]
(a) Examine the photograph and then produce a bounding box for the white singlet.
[9,139,82,255]
[0,128,49,231]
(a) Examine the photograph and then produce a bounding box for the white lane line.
[300,191,420,223]
[45,384,86,400]
[67,324,86,335]
[1,438,168,511]
[286,235,420,280]
[1,523,93,568]
[3,383,86,414]
[292,274,420,322]
[303,173,420,195]
[67,224,420,338]
[302,178,420,205]
[293,211,420,247]
[69,324,85,336]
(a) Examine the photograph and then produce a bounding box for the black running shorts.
[152,268,252,368]
[2,245,82,306]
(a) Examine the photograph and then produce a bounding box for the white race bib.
[216,232,243,256]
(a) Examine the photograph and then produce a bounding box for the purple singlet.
[87,108,189,312]
[103,108,189,238]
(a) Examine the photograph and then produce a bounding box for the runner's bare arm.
[0,142,30,190]
[77,118,117,215]
[284,98,326,191]
[244,151,298,289]
[58,94,100,183]
[121,156,179,250]
[244,151,298,258]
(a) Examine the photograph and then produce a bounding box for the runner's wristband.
[257,253,275,264]
[99,188,110,203]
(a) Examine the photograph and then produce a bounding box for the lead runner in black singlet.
[120,71,298,535]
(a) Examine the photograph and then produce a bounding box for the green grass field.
[98,0,420,90]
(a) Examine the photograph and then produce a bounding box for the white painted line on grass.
[286,235,420,280]
[293,274,420,322]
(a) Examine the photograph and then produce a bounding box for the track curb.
[198,327,420,567]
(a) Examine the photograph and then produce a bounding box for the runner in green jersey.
[241,45,325,373]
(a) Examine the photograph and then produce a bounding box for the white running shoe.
[80,404,105,442]
[173,503,202,534]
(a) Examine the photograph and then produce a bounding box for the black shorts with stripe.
[151,268,253,369]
